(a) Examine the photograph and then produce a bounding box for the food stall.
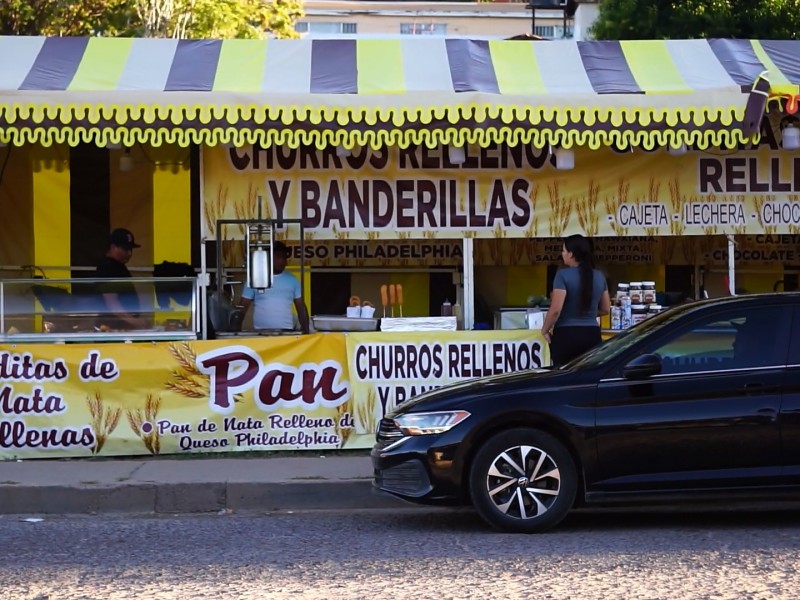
[1,36,799,459]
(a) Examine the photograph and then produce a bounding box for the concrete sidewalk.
[0,455,407,515]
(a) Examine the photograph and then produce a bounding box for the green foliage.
[137,0,304,39]
[0,0,136,35]
[0,0,304,39]
[592,0,800,40]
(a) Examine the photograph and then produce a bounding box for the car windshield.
[563,303,699,369]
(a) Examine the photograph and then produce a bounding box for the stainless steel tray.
[312,315,378,332]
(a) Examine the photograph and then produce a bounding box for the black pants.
[549,326,602,367]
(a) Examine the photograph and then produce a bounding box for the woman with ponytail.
[541,234,610,367]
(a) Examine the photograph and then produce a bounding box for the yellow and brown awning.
[1,36,798,149]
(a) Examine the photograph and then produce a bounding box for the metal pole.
[727,234,736,295]
[531,7,536,36]
[463,238,475,330]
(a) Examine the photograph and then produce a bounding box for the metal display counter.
[0,277,199,343]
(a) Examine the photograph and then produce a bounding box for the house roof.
[0,36,796,149]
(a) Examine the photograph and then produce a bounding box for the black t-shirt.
[94,256,140,313]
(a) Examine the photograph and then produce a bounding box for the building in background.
[296,1,574,39]
[571,0,598,41]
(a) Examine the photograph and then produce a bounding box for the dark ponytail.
[563,234,594,314]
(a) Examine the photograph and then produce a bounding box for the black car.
[372,293,800,533]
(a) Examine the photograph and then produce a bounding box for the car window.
[566,304,693,370]
[640,306,788,375]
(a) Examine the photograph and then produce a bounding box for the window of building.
[534,24,573,38]
[295,22,357,35]
[400,23,447,35]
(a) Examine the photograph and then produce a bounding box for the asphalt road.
[2,506,800,600]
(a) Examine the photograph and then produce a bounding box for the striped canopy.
[0,36,797,150]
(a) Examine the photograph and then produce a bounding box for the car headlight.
[393,410,471,436]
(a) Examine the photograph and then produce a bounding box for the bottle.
[616,283,630,302]
[611,302,622,330]
[642,281,656,305]
[621,296,632,329]
[631,304,648,325]
[441,299,452,317]
[629,282,642,304]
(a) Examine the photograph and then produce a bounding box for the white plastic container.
[525,308,544,330]
[250,250,271,289]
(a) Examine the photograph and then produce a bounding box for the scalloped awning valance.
[0,36,797,149]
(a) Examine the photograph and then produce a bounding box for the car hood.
[387,366,570,417]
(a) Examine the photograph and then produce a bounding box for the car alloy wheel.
[469,429,577,533]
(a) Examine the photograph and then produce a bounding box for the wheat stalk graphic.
[576,180,600,236]
[605,180,630,236]
[126,394,162,455]
[165,342,243,403]
[204,185,226,237]
[548,182,571,237]
[86,392,122,455]
[334,388,378,448]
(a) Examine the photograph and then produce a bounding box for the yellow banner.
[0,335,352,459]
[342,329,548,449]
[0,330,548,459]
[202,135,800,241]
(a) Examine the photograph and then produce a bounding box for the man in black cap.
[93,228,148,330]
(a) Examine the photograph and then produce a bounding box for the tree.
[135,0,304,39]
[0,0,135,36]
[0,0,303,39]
[591,0,800,40]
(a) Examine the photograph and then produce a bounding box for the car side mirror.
[622,353,662,380]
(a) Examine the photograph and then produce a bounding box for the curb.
[0,480,406,516]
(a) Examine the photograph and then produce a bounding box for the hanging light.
[119,148,134,172]
[553,147,575,171]
[448,144,467,165]
[105,141,122,150]
[668,143,688,156]
[783,124,800,150]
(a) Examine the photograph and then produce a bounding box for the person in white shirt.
[238,241,310,333]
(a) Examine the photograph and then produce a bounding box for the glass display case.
[0,277,199,343]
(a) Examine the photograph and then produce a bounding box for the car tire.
[468,428,577,533]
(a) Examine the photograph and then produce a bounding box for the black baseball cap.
[109,228,141,250]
